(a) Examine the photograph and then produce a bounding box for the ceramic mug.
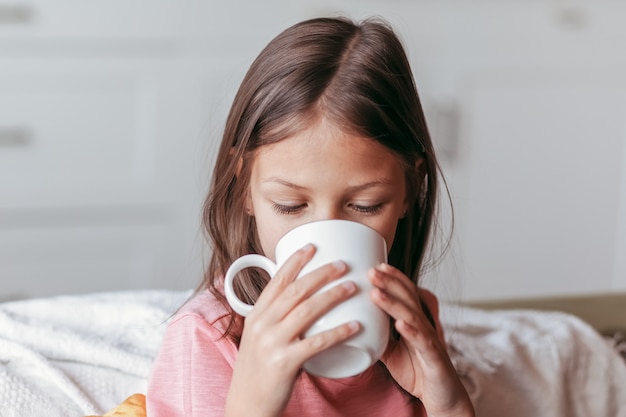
[224,219,390,379]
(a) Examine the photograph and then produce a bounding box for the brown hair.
[201,17,444,339]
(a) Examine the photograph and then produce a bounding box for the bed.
[0,289,624,417]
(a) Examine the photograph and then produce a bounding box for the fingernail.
[341,280,356,292]
[332,260,346,271]
[300,243,314,252]
[348,321,361,332]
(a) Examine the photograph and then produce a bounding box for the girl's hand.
[225,244,360,417]
[369,263,475,417]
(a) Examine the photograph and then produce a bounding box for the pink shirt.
[147,289,442,416]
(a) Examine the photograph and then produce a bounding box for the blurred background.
[0,0,624,302]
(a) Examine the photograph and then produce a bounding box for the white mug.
[224,219,390,379]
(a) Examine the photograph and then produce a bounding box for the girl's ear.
[234,155,243,178]
[231,150,253,215]
[244,188,254,216]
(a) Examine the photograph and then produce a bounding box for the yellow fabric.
[85,393,146,417]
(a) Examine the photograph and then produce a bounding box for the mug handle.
[224,254,278,316]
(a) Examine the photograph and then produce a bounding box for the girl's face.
[247,119,409,261]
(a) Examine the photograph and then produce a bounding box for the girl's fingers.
[278,278,357,338]
[366,266,474,414]
[242,254,359,374]
[373,264,421,307]
[261,260,350,330]
[371,285,430,343]
[393,319,442,363]
[368,264,424,323]
[251,244,316,315]
[289,320,361,365]
[369,265,442,357]
[252,245,349,324]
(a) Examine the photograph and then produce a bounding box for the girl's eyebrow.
[262,177,393,192]
[262,178,309,190]
[346,180,394,193]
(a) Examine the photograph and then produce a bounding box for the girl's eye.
[350,203,384,215]
[272,203,307,215]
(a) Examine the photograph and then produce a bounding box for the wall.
[0,1,624,301]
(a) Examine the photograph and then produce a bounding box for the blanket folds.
[0,290,624,417]
[441,306,626,417]
[0,290,190,417]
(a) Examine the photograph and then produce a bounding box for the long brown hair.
[202,17,443,339]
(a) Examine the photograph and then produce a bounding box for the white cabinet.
[409,3,626,301]
[448,73,626,300]
[1,1,624,302]
[0,3,232,299]
[0,67,155,200]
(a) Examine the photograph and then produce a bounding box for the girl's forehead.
[255,128,378,161]
[256,117,369,156]
[251,128,405,183]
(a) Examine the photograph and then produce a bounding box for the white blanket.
[0,290,191,417]
[441,306,626,417]
[0,290,624,417]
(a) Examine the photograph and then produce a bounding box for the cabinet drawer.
[0,66,160,207]
[0,225,194,300]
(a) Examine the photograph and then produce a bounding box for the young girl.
[147,16,474,417]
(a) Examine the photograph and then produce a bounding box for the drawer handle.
[0,5,34,24]
[0,127,33,147]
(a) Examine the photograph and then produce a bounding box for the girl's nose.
[313,206,346,222]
